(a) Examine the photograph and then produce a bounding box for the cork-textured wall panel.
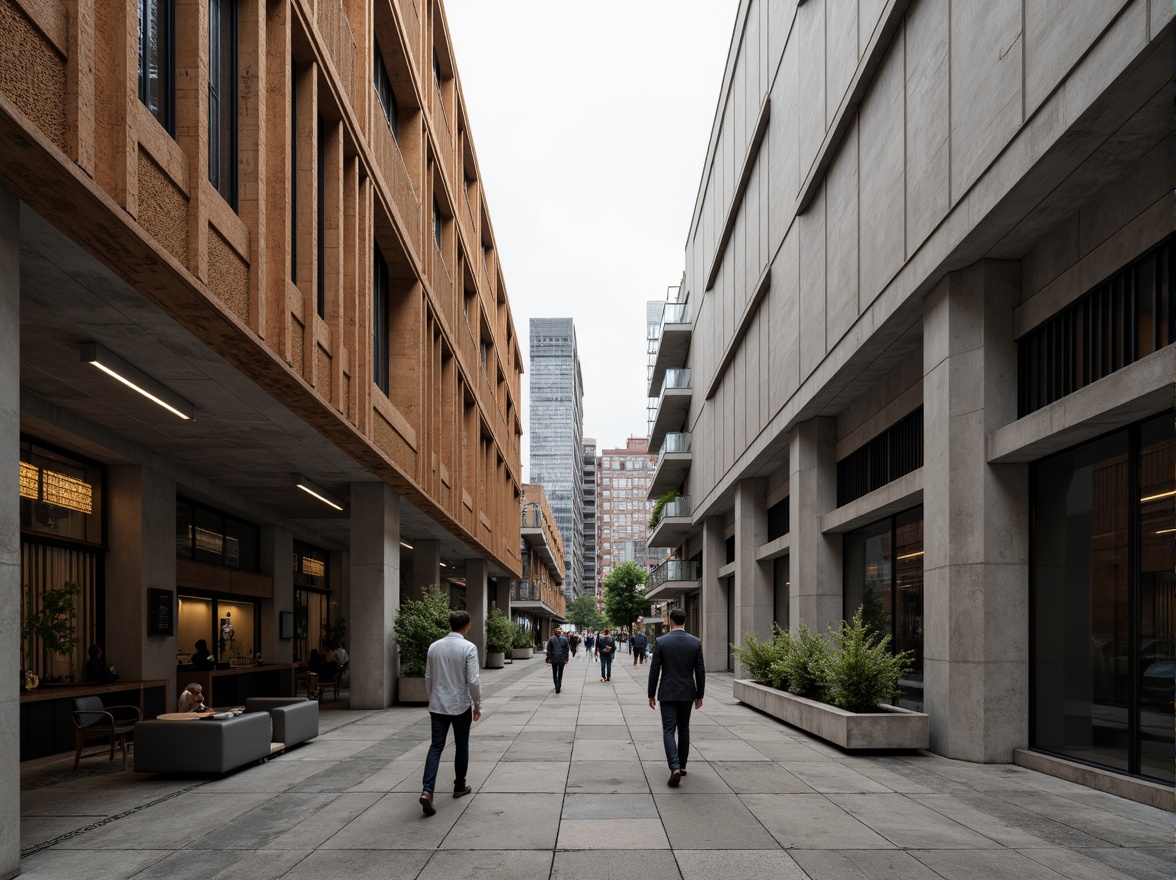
[137,149,189,263]
[0,0,66,150]
[208,228,249,323]
[341,374,350,418]
[291,320,305,374]
[315,344,332,403]
[374,410,416,475]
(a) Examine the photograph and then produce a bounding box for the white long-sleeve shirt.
[424,632,482,715]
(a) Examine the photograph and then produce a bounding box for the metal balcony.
[521,503,564,582]
[648,432,692,498]
[648,496,692,548]
[645,558,700,602]
[648,369,692,451]
[647,302,692,397]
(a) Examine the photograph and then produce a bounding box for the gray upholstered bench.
[244,697,319,747]
[134,711,272,774]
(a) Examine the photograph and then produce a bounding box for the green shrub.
[511,622,533,649]
[824,607,912,713]
[648,490,678,529]
[780,623,830,701]
[731,623,790,686]
[485,608,514,654]
[393,588,451,677]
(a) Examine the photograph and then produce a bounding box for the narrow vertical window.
[373,247,389,395]
[208,0,238,208]
[138,0,175,133]
[433,198,442,250]
[317,118,327,319]
[432,50,443,107]
[290,62,297,283]
[373,43,398,140]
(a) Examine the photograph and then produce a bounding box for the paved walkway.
[18,651,1174,880]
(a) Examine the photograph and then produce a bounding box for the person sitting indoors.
[178,683,206,712]
[84,644,118,683]
[319,650,341,684]
[330,643,349,668]
[306,649,324,675]
[190,639,216,669]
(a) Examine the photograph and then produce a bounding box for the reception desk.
[176,664,298,708]
[20,680,169,761]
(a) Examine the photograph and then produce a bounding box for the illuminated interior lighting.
[1140,489,1176,504]
[41,469,94,513]
[1156,528,1176,536]
[81,343,195,420]
[293,475,344,511]
[301,557,326,577]
[400,541,414,550]
[19,462,38,500]
[897,550,925,560]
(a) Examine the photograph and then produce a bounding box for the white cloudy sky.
[444,0,739,478]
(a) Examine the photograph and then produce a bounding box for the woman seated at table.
[190,639,215,670]
[178,682,206,712]
[319,651,341,684]
[84,644,118,683]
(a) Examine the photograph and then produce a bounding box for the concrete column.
[409,538,441,602]
[465,557,488,665]
[699,515,728,672]
[789,418,842,634]
[261,525,293,664]
[106,466,178,695]
[923,261,1028,762]
[349,482,400,708]
[0,186,20,880]
[733,480,771,677]
[492,575,512,620]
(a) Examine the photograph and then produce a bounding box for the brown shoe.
[453,785,472,798]
[668,768,681,787]
[419,792,436,815]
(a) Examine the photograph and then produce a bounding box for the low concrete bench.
[134,711,272,774]
[244,697,319,747]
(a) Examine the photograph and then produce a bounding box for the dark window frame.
[373,246,390,394]
[138,0,176,134]
[317,117,327,319]
[175,496,261,572]
[207,0,238,208]
[836,407,924,507]
[373,42,399,140]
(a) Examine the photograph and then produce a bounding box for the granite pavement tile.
[190,792,339,849]
[782,760,896,793]
[561,793,659,819]
[262,792,383,850]
[1063,847,1176,880]
[791,849,947,880]
[278,847,433,879]
[417,849,554,880]
[389,760,497,794]
[440,793,563,849]
[709,761,814,793]
[827,793,1003,849]
[114,846,310,880]
[653,793,780,850]
[1017,846,1152,880]
[992,789,1174,847]
[557,818,670,849]
[551,850,682,880]
[572,739,638,761]
[912,848,1099,880]
[197,757,330,792]
[318,791,471,850]
[289,757,388,792]
[740,793,895,850]
[481,760,569,793]
[565,759,650,793]
[907,792,1054,848]
[640,760,733,793]
[502,739,574,762]
[14,848,173,880]
[674,849,812,880]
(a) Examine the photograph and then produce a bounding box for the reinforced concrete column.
[465,558,488,666]
[733,479,771,677]
[923,262,1028,762]
[789,418,843,634]
[349,482,400,708]
[260,525,293,665]
[0,185,19,880]
[409,538,441,601]
[492,576,511,620]
[699,515,728,672]
[106,466,178,690]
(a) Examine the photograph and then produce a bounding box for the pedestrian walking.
[546,627,571,693]
[631,630,648,665]
[647,607,705,787]
[596,628,616,681]
[584,631,595,659]
[419,610,481,816]
[568,631,580,658]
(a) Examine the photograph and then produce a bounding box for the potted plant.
[732,609,928,749]
[21,581,81,683]
[648,490,678,530]
[511,622,534,660]
[393,587,451,703]
[485,608,513,669]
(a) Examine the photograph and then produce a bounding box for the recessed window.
[373,247,389,394]
[208,0,238,208]
[373,43,398,140]
[317,118,327,319]
[138,0,175,133]
[433,198,443,250]
[290,62,298,283]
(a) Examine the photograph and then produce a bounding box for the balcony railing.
[660,432,692,457]
[662,302,689,327]
[661,496,691,519]
[660,368,691,394]
[648,559,700,590]
[512,580,541,602]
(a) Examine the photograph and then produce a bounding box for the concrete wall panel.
[770,226,800,415]
[797,0,826,180]
[1150,0,1173,37]
[949,0,1022,199]
[768,34,799,257]
[860,0,889,57]
[904,0,949,254]
[799,184,827,380]
[826,0,858,127]
[1025,0,1127,115]
[1058,0,1146,130]
[825,120,859,348]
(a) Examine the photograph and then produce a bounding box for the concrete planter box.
[398,676,428,704]
[733,679,928,750]
[511,647,533,660]
[485,651,506,669]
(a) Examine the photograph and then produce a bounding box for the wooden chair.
[317,674,341,701]
[71,696,141,771]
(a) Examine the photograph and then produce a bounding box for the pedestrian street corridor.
[18,651,1174,880]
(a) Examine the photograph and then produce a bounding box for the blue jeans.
[421,708,472,795]
[660,700,693,770]
[599,652,613,679]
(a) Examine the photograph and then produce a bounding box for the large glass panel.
[1137,414,1174,783]
[773,555,789,631]
[1033,430,1131,774]
[895,507,924,710]
[207,0,237,206]
[19,441,104,544]
[217,600,255,664]
[177,595,213,665]
[845,518,892,636]
[192,507,224,565]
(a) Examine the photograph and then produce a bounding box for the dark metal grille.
[767,498,790,541]
[836,407,924,507]
[1018,237,1173,417]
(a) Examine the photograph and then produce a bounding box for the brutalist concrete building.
[647,0,1173,805]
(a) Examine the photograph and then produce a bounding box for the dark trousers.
[659,700,693,770]
[599,652,613,679]
[551,660,565,691]
[633,647,646,665]
[421,708,472,795]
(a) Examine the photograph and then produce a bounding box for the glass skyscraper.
[529,318,584,600]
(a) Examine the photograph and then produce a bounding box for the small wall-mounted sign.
[148,588,174,637]
[279,611,295,640]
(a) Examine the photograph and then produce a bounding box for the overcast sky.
[444,0,739,479]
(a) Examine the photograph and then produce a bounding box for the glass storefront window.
[1032,413,1173,784]
[176,497,260,570]
[177,595,258,666]
[844,507,924,709]
[773,556,790,631]
[294,588,328,663]
[19,439,104,544]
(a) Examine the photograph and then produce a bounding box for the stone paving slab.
[15,653,1173,879]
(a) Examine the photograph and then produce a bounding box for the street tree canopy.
[566,593,605,631]
[602,561,651,634]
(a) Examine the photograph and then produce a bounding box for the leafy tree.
[485,607,514,653]
[602,561,650,636]
[566,593,605,631]
[393,587,452,677]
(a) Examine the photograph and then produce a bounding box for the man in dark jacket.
[545,628,570,694]
[647,608,705,787]
[630,630,648,665]
[595,629,616,682]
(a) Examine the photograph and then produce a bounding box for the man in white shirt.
[420,610,482,815]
